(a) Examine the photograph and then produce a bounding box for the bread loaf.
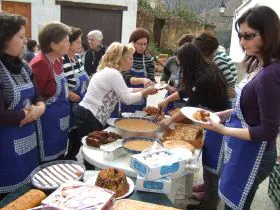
[1,189,46,210]
[163,140,195,153]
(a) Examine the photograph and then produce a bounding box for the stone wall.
[160,17,214,52]
[137,9,215,53]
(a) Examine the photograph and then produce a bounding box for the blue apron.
[121,55,147,113]
[163,92,187,114]
[67,55,89,129]
[0,61,39,193]
[202,130,225,175]
[218,73,267,210]
[36,55,70,162]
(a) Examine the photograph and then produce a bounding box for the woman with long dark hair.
[196,6,280,209]
[159,43,228,210]
[160,34,194,114]
[159,43,228,114]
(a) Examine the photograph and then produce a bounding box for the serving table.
[82,126,201,207]
[0,171,173,208]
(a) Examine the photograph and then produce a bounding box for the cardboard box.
[136,175,172,194]
[130,148,188,180]
[42,181,114,210]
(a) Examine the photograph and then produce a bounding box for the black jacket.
[84,45,107,76]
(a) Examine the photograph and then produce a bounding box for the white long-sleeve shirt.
[79,67,143,125]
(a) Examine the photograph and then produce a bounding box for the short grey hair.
[87,30,103,41]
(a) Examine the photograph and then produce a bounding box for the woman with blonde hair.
[76,42,157,139]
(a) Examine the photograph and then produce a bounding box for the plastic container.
[100,139,127,161]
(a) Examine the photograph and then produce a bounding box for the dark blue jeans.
[75,105,104,170]
[198,169,220,210]
[224,146,277,210]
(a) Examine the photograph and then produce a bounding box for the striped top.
[62,54,84,91]
[122,52,155,85]
[213,50,237,88]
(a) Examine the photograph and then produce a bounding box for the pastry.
[192,110,210,122]
[162,124,203,149]
[95,168,129,198]
[163,140,195,153]
[1,189,46,210]
[86,131,122,148]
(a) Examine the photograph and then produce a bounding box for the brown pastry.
[193,110,210,122]
[162,123,204,149]
[163,140,195,153]
[86,131,122,148]
[95,168,129,198]
[143,106,164,117]
[1,189,46,210]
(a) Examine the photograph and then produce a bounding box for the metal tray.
[122,136,162,154]
[114,117,162,138]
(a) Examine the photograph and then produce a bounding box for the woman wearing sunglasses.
[196,6,280,210]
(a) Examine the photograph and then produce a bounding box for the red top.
[30,52,63,100]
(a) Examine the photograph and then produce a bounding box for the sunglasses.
[238,32,261,41]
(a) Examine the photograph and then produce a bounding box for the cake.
[86,131,122,148]
[95,168,129,198]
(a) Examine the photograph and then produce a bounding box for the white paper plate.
[86,173,134,200]
[180,106,220,124]
[154,83,168,90]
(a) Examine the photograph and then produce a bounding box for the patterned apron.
[121,55,147,113]
[0,61,39,193]
[67,55,89,129]
[163,68,182,114]
[36,54,70,162]
[202,130,225,175]
[219,71,267,209]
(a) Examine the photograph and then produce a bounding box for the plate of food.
[82,131,122,149]
[180,106,220,124]
[122,136,163,154]
[86,168,135,200]
[154,83,168,90]
[30,160,85,190]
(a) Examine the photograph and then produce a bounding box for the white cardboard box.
[135,175,172,194]
[130,148,189,180]
[42,181,114,210]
